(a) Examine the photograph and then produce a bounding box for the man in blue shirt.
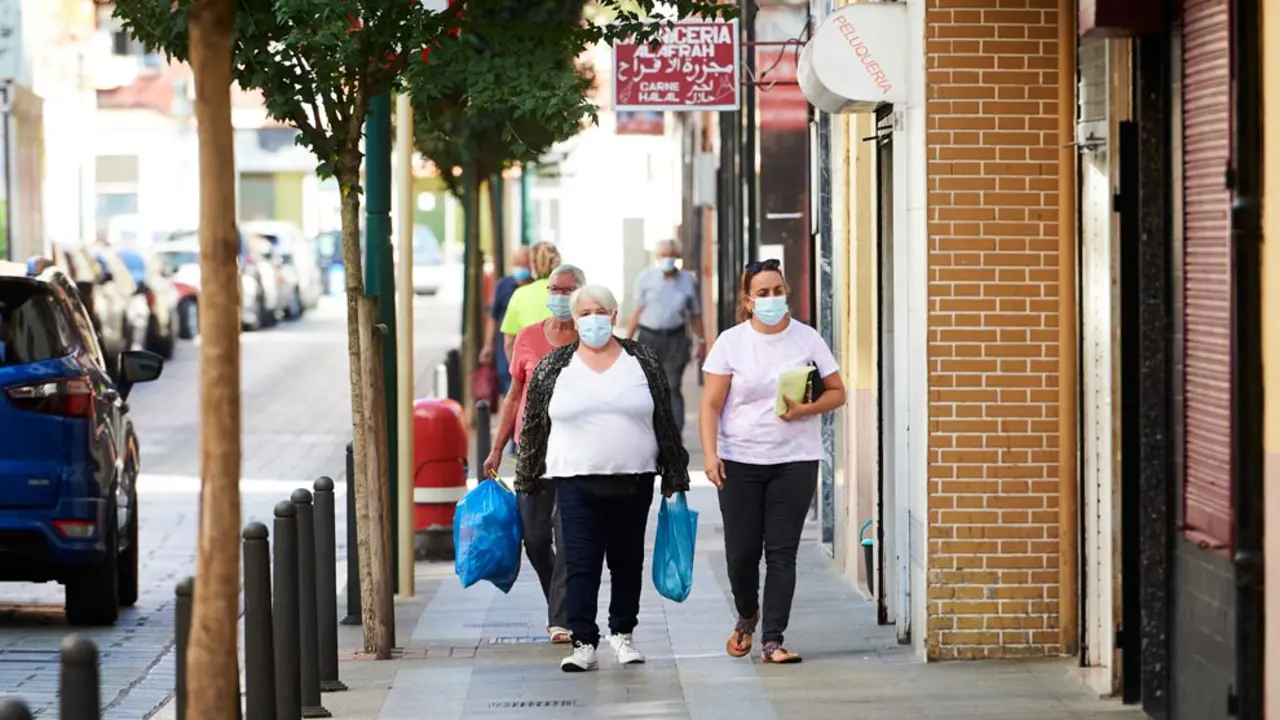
[481,245,532,401]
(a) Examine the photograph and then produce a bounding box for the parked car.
[242,220,323,313]
[407,226,449,295]
[90,249,151,360]
[170,278,199,340]
[115,248,181,359]
[152,244,200,339]
[0,258,163,625]
[50,244,146,372]
[160,231,281,330]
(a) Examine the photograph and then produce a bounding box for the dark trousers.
[637,327,690,433]
[555,475,655,648]
[517,487,568,630]
[717,460,818,645]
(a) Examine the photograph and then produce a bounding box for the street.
[0,292,459,719]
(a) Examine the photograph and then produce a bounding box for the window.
[0,283,75,367]
[96,192,138,227]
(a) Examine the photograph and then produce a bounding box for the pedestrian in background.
[483,263,587,644]
[698,259,847,665]
[499,241,561,360]
[624,239,705,434]
[480,245,532,403]
[516,284,689,672]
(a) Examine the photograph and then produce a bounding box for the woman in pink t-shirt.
[482,263,586,644]
[699,259,847,664]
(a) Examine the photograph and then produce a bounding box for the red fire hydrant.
[412,397,468,561]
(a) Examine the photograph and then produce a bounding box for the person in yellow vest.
[499,241,561,360]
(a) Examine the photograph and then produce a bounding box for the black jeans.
[636,327,690,434]
[517,486,568,631]
[554,474,655,648]
[717,460,818,645]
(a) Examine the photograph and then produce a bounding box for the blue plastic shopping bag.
[453,478,522,593]
[652,492,698,602]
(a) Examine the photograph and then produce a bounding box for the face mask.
[576,314,614,348]
[658,257,677,272]
[512,267,531,282]
[546,294,572,320]
[752,296,788,326]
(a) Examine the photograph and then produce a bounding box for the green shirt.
[500,278,551,335]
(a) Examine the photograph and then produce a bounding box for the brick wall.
[924,0,1064,659]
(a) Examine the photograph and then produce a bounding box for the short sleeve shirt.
[702,319,839,465]
[633,269,700,331]
[490,275,519,344]
[500,279,551,336]
[510,321,557,443]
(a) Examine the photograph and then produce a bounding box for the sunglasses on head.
[745,259,782,273]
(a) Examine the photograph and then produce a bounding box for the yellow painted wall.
[1262,0,1280,713]
[273,172,305,228]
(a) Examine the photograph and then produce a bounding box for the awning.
[798,3,908,114]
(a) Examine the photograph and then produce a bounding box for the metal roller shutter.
[1180,0,1233,550]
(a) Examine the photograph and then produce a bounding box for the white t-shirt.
[702,319,840,465]
[544,352,659,479]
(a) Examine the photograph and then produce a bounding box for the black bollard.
[292,490,331,718]
[445,348,462,403]
[60,635,100,720]
[313,477,347,692]
[341,443,361,626]
[475,400,491,481]
[0,697,32,720]
[273,501,302,720]
[175,576,193,720]
[243,523,277,720]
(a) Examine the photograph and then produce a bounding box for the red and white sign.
[798,3,907,114]
[613,21,740,112]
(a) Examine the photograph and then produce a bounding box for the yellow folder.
[775,366,813,417]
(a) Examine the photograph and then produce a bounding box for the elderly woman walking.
[516,284,689,672]
[483,263,587,644]
[499,241,563,359]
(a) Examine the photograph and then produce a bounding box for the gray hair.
[547,263,586,288]
[569,283,619,315]
[655,238,681,255]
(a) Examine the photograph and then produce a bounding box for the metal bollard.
[341,442,361,626]
[312,477,347,692]
[445,348,462,403]
[292,490,331,718]
[60,635,100,720]
[273,501,301,720]
[243,523,276,720]
[475,400,491,481]
[175,577,193,720]
[435,363,448,399]
[0,697,31,720]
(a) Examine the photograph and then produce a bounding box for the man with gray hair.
[624,239,705,433]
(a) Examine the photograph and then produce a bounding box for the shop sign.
[613,21,740,112]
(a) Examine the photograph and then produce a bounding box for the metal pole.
[520,163,533,246]
[174,577,193,720]
[342,443,361,625]
[312,477,346,691]
[272,501,301,720]
[475,400,491,481]
[741,0,759,262]
[445,348,462,403]
[292,490,330,718]
[0,697,31,720]
[242,522,276,720]
[492,174,506,277]
[59,635,100,720]
[394,91,416,599]
[435,363,448,399]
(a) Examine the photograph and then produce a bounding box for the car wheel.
[118,493,139,608]
[65,504,120,627]
[286,289,303,320]
[255,291,272,329]
[178,299,198,339]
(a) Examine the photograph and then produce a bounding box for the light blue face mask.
[658,257,677,272]
[512,267,531,282]
[576,314,614,348]
[546,294,572,320]
[751,296,788,326]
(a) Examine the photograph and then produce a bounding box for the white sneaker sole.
[560,661,598,673]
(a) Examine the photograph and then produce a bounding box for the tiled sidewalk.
[320,482,1143,720]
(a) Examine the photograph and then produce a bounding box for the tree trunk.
[186,0,242,716]
[336,166,394,658]
[461,168,484,425]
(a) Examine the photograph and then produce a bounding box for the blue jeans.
[554,475,654,648]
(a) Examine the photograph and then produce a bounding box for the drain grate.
[487,636,546,645]
[488,700,577,709]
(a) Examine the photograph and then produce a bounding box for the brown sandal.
[725,614,758,658]
[761,641,802,664]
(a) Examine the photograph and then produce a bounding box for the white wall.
[95,110,199,233]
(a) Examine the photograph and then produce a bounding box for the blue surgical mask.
[752,296,788,326]
[546,294,572,320]
[576,314,614,348]
[512,267,531,282]
[658,257,677,272]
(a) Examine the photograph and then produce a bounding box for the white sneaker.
[609,633,646,665]
[560,642,599,672]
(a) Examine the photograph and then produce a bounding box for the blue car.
[0,257,163,625]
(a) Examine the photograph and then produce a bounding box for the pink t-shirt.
[702,319,840,465]
[510,321,558,443]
